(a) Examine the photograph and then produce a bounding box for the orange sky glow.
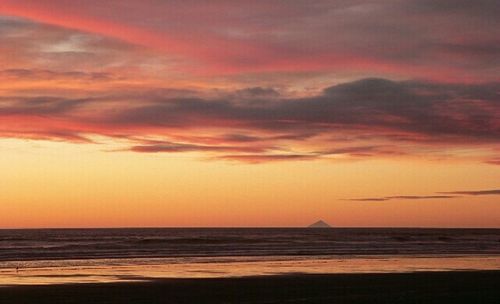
[0,1,499,228]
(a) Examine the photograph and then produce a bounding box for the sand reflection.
[0,255,499,286]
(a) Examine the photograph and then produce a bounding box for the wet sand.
[1,271,499,303]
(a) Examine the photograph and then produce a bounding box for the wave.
[0,228,498,263]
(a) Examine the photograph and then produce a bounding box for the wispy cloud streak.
[439,189,500,196]
[346,195,456,202]
[347,189,500,202]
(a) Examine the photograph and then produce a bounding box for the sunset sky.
[0,0,499,228]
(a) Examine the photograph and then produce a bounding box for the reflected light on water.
[0,255,499,286]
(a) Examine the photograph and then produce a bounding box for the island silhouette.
[308,220,332,228]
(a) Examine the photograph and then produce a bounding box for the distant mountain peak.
[308,220,331,228]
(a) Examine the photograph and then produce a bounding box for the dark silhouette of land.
[308,220,331,228]
[1,271,499,304]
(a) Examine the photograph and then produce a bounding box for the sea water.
[0,228,499,285]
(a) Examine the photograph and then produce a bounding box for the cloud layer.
[0,2,498,163]
[1,0,499,81]
[1,77,498,162]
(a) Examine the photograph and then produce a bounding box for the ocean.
[1,228,499,285]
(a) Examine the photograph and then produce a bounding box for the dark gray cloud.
[407,0,500,19]
[1,78,499,163]
[217,154,317,163]
[1,129,90,143]
[319,145,402,157]
[0,96,90,116]
[439,189,500,196]
[346,195,456,202]
[234,87,280,99]
[347,189,500,202]
[129,140,268,154]
[105,78,500,141]
[0,69,114,81]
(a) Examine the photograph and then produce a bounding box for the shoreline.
[1,254,499,286]
[1,270,500,303]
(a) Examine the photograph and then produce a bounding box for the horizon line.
[1,226,499,230]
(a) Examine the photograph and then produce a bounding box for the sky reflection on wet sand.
[1,255,499,286]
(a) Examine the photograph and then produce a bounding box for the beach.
[1,271,499,304]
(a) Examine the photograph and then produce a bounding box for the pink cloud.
[0,77,498,163]
[0,1,498,163]
[1,1,498,81]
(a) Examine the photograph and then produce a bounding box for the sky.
[0,0,499,228]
